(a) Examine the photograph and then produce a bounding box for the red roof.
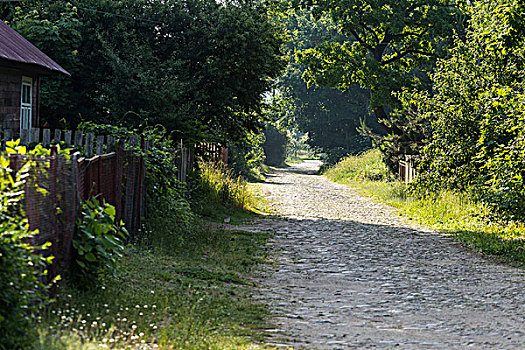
[0,20,69,75]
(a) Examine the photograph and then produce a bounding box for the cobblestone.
[243,160,525,349]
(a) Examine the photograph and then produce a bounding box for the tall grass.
[325,149,525,265]
[195,161,257,209]
[324,149,392,182]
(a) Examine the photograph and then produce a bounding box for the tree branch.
[380,49,433,66]
[348,27,374,53]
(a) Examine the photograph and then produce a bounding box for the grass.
[36,225,277,349]
[325,150,525,266]
[191,161,269,224]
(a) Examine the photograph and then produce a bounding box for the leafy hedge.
[406,0,525,221]
[0,142,54,349]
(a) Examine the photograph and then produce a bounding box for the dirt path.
[245,160,525,349]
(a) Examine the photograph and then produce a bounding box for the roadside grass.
[325,151,525,265]
[191,161,270,224]
[36,226,277,349]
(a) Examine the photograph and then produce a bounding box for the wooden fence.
[2,126,228,286]
[0,127,228,183]
[399,155,418,183]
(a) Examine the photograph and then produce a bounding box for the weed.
[190,161,267,223]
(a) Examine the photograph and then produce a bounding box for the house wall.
[0,66,39,137]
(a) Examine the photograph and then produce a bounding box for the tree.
[295,0,465,167]
[4,0,285,143]
[274,9,380,164]
[409,0,525,220]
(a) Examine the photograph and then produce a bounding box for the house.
[0,19,69,137]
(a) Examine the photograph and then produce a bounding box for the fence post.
[135,136,145,233]
[114,145,123,225]
[49,145,58,291]
[123,145,138,236]
[181,146,187,183]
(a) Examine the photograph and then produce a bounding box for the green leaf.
[85,252,97,262]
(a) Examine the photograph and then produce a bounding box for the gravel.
[243,160,525,349]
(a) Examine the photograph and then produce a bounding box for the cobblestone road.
[245,160,525,349]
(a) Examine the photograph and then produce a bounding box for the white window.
[20,76,32,133]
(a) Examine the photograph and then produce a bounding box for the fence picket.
[30,128,40,144]
[85,133,94,157]
[74,130,83,148]
[43,129,51,147]
[96,135,105,155]
[107,136,115,150]
[129,135,139,147]
[20,129,29,144]
[54,129,62,144]
[64,130,72,145]
[4,129,12,142]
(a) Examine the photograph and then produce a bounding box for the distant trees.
[274,9,380,164]
[3,0,284,144]
[296,0,465,168]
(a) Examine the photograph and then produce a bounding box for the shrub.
[72,197,127,285]
[0,154,53,349]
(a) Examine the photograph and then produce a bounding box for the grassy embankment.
[324,149,525,265]
[36,162,277,349]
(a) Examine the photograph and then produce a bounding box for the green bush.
[0,154,53,349]
[228,132,267,181]
[406,0,525,221]
[324,149,393,182]
[72,197,127,285]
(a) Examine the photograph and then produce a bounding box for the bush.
[0,155,52,349]
[324,149,393,182]
[72,197,127,286]
[406,0,525,221]
[228,132,267,181]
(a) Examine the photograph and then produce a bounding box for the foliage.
[324,149,393,182]
[4,0,285,143]
[73,197,127,285]
[228,132,267,181]
[38,226,274,349]
[262,124,289,166]
[0,144,54,349]
[274,9,377,162]
[326,150,525,264]
[409,0,525,221]
[192,161,257,219]
[295,0,466,168]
